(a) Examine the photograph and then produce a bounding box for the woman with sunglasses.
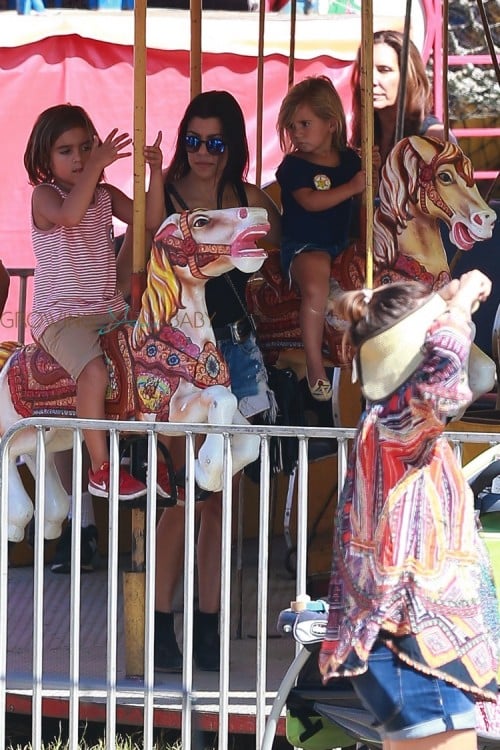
[149,90,281,672]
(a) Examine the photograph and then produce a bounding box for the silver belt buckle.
[230,320,244,344]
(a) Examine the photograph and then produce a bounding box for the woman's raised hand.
[144,131,163,173]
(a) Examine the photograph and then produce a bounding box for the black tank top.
[164,183,251,328]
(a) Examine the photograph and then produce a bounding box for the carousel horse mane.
[133,241,182,349]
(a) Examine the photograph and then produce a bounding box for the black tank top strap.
[164,183,189,213]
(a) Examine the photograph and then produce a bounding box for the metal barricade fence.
[0,417,499,749]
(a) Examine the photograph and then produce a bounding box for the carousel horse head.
[374,136,496,278]
[0,206,270,543]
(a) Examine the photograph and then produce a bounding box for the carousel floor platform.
[5,535,300,734]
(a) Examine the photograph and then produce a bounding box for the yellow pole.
[360,0,374,290]
[123,0,147,680]
[190,0,202,98]
[288,0,297,89]
[255,0,266,186]
[442,0,450,140]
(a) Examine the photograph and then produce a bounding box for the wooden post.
[360,0,374,290]
[123,0,147,680]
[442,0,450,140]
[190,0,202,99]
[255,0,266,187]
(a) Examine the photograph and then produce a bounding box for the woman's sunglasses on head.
[184,135,226,155]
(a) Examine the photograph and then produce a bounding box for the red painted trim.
[5,693,286,736]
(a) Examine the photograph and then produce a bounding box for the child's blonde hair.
[276,75,347,153]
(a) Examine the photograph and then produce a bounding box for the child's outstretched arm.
[292,169,366,213]
[33,130,132,229]
[144,131,165,232]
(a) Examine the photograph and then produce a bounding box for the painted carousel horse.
[247,136,497,397]
[0,206,270,543]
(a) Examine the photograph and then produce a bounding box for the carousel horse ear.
[408,134,456,164]
[154,213,182,242]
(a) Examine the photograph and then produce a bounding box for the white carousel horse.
[0,206,270,542]
[248,136,497,406]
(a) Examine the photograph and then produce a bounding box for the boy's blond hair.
[277,75,347,153]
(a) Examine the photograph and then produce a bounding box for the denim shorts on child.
[280,238,346,280]
[217,332,275,420]
[351,640,477,741]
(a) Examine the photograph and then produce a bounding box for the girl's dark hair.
[276,75,347,153]
[350,30,433,151]
[24,104,99,186]
[334,280,430,351]
[164,90,249,209]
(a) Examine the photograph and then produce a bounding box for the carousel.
[0,0,499,747]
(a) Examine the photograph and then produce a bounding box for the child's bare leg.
[291,251,331,386]
[76,356,109,471]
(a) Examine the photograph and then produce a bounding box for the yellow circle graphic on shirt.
[314,174,331,190]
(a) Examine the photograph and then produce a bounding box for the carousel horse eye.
[437,170,454,185]
[192,215,210,228]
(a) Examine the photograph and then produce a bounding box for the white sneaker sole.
[88,483,147,501]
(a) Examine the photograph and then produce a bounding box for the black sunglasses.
[184,134,226,155]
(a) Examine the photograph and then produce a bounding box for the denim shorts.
[217,332,275,419]
[351,641,477,741]
[280,238,345,280]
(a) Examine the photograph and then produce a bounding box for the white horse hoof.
[44,521,63,540]
[195,462,223,493]
[8,524,25,543]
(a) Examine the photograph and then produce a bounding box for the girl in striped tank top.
[24,103,165,500]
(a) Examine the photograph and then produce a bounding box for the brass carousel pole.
[288,0,297,89]
[255,0,266,187]
[395,0,412,144]
[190,0,202,98]
[123,0,147,679]
[442,0,450,141]
[360,0,374,289]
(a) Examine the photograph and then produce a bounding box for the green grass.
[7,738,181,750]
[4,715,292,749]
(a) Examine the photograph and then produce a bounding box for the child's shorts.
[217,332,275,420]
[351,640,477,741]
[38,313,118,381]
[280,238,345,280]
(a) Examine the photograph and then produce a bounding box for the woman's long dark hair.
[350,30,433,151]
[164,90,250,209]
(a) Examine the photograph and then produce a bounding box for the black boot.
[193,611,220,672]
[154,611,182,672]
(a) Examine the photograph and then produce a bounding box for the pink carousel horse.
[0,206,269,542]
[248,136,497,396]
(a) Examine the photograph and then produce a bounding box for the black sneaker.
[50,522,99,574]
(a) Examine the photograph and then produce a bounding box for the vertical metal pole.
[442,0,450,140]
[124,0,148,680]
[255,0,266,187]
[360,0,374,289]
[190,0,202,98]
